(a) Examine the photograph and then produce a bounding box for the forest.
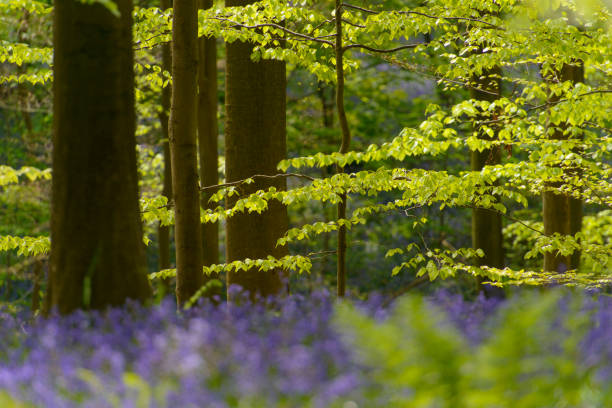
[0,0,611,406]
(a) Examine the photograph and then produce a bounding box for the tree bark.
[48,0,151,314]
[470,67,504,272]
[158,0,173,294]
[543,63,584,272]
[197,0,220,271]
[566,64,584,271]
[335,0,351,298]
[316,82,334,291]
[31,259,42,313]
[225,0,288,299]
[170,0,205,305]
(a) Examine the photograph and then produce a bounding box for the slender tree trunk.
[335,0,351,298]
[158,0,173,294]
[4,259,12,301]
[3,254,10,300]
[197,0,220,271]
[318,82,334,283]
[31,259,42,313]
[543,63,584,272]
[470,66,504,271]
[48,0,151,314]
[170,0,204,305]
[318,81,334,129]
[225,0,289,299]
[17,12,35,142]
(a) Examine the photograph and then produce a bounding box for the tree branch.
[199,173,316,192]
[344,42,420,53]
[341,3,504,30]
[477,89,612,125]
[208,17,335,47]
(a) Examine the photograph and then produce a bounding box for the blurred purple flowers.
[2,288,612,407]
[0,292,361,408]
[429,289,503,344]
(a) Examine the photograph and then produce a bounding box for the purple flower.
[0,290,361,407]
[428,289,503,344]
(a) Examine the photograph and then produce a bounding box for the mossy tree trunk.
[170,0,204,305]
[543,63,584,272]
[197,0,220,272]
[48,0,151,314]
[225,0,289,299]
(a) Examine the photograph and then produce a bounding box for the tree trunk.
[334,0,352,298]
[316,82,334,291]
[31,259,42,313]
[566,64,584,271]
[470,66,504,271]
[157,0,173,295]
[225,0,288,299]
[170,0,204,305]
[543,63,584,272]
[48,0,151,314]
[198,0,220,271]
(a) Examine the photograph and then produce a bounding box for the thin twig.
[382,56,501,98]
[306,250,338,260]
[341,3,504,30]
[0,102,50,113]
[464,204,544,235]
[341,18,365,28]
[310,18,335,33]
[199,173,316,192]
[382,276,430,307]
[140,203,174,214]
[209,17,335,47]
[344,43,420,53]
[478,89,612,125]
[133,31,172,49]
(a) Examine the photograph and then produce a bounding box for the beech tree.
[224,0,289,298]
[3,0,610,304]
[47,0,151,314]
[543,62,585,273]
[467,9,504,281]
[470,65,504,280]
[158,0,173,292]
[198,0,220,269]
[170,0,204,305]
[189,0,610,292]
